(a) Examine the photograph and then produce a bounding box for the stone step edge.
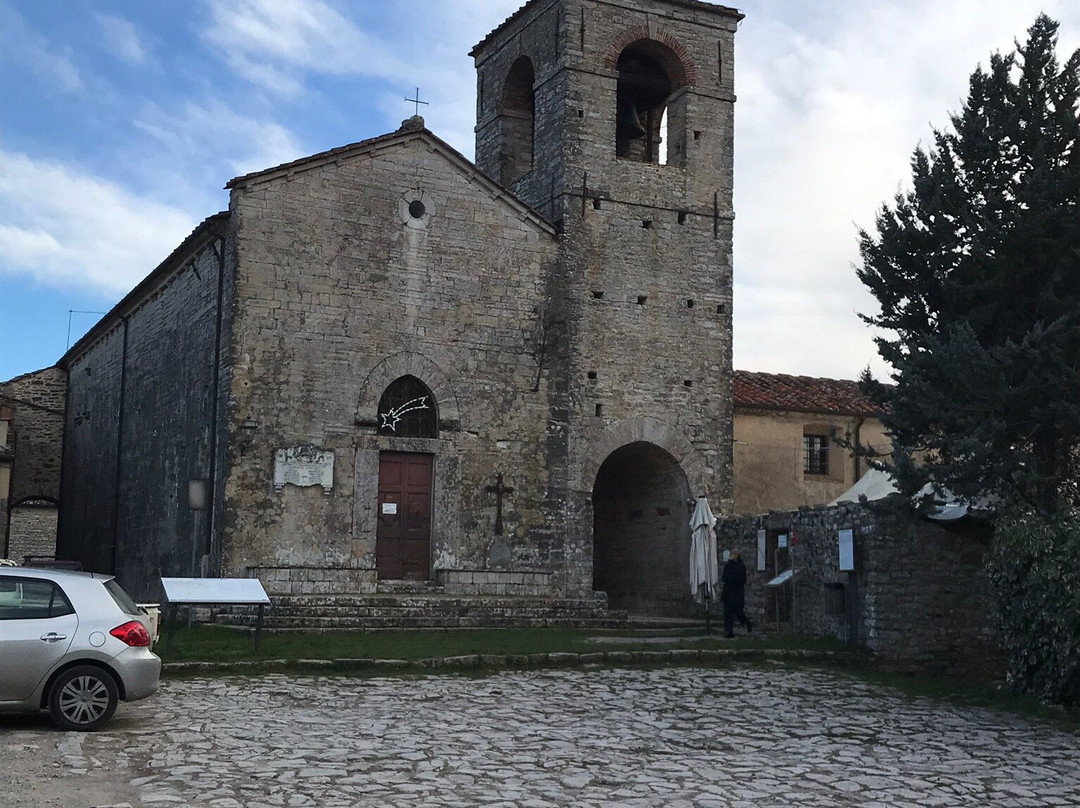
[162,647,861,675]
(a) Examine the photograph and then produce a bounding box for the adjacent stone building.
[0,367,66,562]
[59,0,743,615]
[732,371,890,515]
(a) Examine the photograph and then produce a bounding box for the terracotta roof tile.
[734,370,883,417]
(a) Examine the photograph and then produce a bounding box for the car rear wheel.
[48,665,119,731]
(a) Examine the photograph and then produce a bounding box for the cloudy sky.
[2,0,1078,382]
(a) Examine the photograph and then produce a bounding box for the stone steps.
[210,594,627,632]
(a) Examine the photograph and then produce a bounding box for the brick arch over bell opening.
[603,28,696,87]
[356,352,461,430]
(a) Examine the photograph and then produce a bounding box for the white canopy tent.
[830,468,989,521]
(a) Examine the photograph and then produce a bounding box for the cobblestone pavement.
[2,664,1078,808]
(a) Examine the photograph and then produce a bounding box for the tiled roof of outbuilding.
[734,370,884,417]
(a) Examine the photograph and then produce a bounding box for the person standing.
[720,549,753,638]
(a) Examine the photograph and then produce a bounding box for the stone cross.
[404,87,429,116]
[485,473,514,535]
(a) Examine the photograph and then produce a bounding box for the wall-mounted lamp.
[239,418,258,452]
[188,479,209,511]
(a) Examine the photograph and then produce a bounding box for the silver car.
[0,567,161,731]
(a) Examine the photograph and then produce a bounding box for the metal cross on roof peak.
[405,87,429,116]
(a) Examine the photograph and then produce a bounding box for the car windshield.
[104,578,142,616]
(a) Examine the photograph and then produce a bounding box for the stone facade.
[0,367,66,560]
[59,0,741,614]
[718,504,1003,679]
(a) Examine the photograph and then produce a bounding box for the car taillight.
[110,620,151,647]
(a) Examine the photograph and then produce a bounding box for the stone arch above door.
[356,352,462,431]
[579,416,705,497]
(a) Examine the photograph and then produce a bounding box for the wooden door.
[376,452,433,580]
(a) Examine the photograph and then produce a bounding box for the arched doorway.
[592,442,692,614]
[375,376,437,581]
[6,496,59,563]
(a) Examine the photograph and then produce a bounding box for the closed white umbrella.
[689,496,719,634]
[689,496,719,615]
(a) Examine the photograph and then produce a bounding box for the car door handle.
[40,633,67,643]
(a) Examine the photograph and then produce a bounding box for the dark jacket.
[720,557,747,608]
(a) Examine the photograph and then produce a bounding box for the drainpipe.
[204,234,227,575]
[111,315,130,575]
[853,417,864,480]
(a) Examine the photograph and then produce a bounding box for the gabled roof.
[734,370,884,418]
[226,117,557,238]
[471,0,744,57]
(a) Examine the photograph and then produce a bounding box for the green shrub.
[986,511,1080,708]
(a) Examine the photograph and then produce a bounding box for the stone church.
[58,0,741,619]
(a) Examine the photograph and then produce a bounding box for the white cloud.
[202,0,408,97]
[196,0,509,155]
[732,0,1080,381]
[0,4,82,92]
[96,13,149,65]
[0,151,197,295]
[133,99,307,180]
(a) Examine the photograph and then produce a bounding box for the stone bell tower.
[473,0,740,612]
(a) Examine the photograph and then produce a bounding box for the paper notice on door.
[381,502,398,515]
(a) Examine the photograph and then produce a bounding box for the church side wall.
[61,242,227,599]
[223,140,562,589]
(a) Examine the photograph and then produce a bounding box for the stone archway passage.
[592,441,692,615]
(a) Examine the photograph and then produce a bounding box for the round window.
[408,200,427,219]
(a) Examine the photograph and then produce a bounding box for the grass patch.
[804,657,1080,731]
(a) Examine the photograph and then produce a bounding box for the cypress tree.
[857,15,1080,518]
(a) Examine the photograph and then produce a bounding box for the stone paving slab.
[1,664,1077,807]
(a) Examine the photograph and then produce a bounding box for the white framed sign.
[161,577,270,605]
[838,529,855,571]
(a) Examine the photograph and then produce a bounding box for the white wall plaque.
[838,529,855,571]
[381,502,397,515]
[757,529,766,571]
[778,534,788,549]
[274,445,334,493]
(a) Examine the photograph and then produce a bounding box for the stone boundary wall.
[249,564,378,596]
[250,565,559,599]
[438,569,554,597]
[718,503,1003,679]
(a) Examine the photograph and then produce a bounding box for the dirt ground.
[1,711,143,808]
